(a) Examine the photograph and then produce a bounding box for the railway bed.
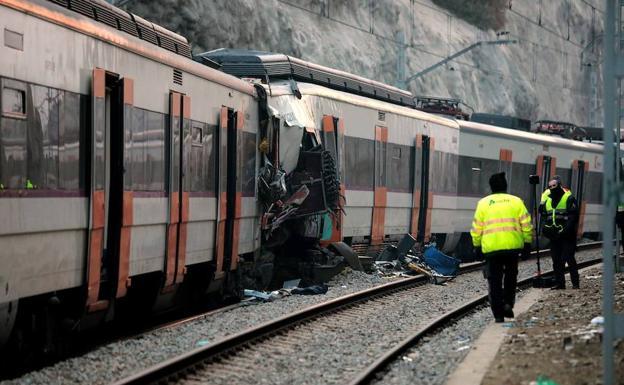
[356,255,604,385]
[1,247,600,385]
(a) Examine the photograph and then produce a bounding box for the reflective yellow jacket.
[471,193,533,254]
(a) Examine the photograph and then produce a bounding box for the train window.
[59,91,81,190]
[510,162,534,203]
[555,167,570,188]
[132,108,145,191]
[190,120,204,192]
[0,115,27,189]
[131,108,168,192]
[344,136,374,190]
[392,146,401,160]
[145,110,165,191]
[188,121,217,193]
[204,124,216,193]
[192,124,203,146]
[241,131,257,196]
[430,151,458,194]
[387,143,411,192]
[29,84,60,189]
[0,81,86,191]
[585,171,602,203]
[470,159,482,194]
[2,87,25,117]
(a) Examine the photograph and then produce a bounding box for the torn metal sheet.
[268,94,316,173]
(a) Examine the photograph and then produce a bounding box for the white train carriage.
[201,50,462,255]
[204,50,604,261]
[0,0,608,360]
[264,82,461,252]
[0,0,259,348]
[454,120,602,255]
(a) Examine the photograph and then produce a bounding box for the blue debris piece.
[423,245,460,277]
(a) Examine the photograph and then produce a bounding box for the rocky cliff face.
[121,0,603,127]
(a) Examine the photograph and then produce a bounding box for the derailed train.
[0,0,603,356]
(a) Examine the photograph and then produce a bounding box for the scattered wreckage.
[244,86,459,296]
[243,89,353,291]
[243,231,461,303]
[374,234,461,284]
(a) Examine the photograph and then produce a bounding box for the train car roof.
[266,80,460,130]
[4,0,256,96]
[198,48,416,108]
[458,119,603,153]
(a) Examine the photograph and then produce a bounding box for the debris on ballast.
[373,234,460,285]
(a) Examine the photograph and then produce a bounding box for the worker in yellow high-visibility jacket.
[471,172,533,323]
[540,178,579,289]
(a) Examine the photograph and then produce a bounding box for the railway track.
[112,242,602,385]
[350,249,603,385]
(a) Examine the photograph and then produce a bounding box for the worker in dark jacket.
[471,172,532,322]
[540,178,580,289]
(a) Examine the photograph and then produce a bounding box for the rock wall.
[121,0,604,126]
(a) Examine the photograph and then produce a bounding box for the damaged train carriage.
[221,52,462,286]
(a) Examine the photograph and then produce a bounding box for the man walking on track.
[471,172,533,323]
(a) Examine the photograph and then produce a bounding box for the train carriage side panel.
[0,4,91,305]
[0,0,258,311]
[267,83,460,252]
[457,121,603,251]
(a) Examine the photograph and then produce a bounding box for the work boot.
[572,284,580,289]
[503,304,514,318]
[495,317,504,323]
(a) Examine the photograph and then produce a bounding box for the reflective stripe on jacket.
[470,193,533,254]
[543,190,571,234]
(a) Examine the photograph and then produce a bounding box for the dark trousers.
[550,239,579,288]
[483,252,519,319]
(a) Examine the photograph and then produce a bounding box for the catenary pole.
[602,1,615,383]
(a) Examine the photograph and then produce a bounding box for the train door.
[321,115,345,242]
[417,135,431,242]
[86,68,129,312]
[371,125,388,245]
[571,160,587,239]
[163,92,191,291]
[410,134,432,243]
[214,107,240,279]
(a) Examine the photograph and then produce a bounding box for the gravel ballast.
[483,266,624,385]
[371,305,494,385]
[2,248,601,385]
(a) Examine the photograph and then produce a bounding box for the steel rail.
[112,242,602,385]
[348,248,603,385]
[111,263,488,384]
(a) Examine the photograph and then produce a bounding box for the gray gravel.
[371,304,496,385]
[2,248,601,385]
